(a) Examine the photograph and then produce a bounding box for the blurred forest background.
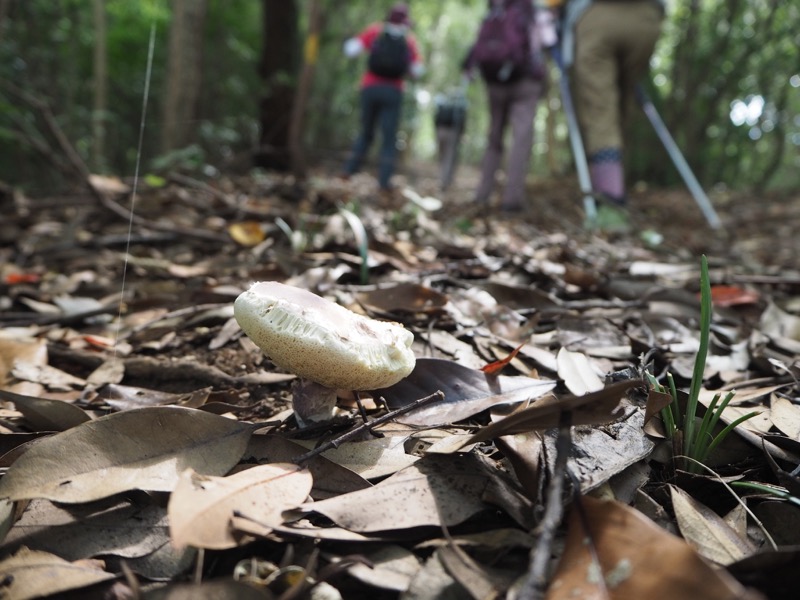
[0,0,798,196]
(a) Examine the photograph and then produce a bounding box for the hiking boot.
[593,204,631,233]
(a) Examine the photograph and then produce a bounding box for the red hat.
[387,3,410,26]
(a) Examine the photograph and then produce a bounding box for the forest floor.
[0,164,798,599]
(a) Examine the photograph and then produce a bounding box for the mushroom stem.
[290,379,339,427]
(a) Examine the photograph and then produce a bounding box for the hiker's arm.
[343,23,379,58]
[343,37,364,58]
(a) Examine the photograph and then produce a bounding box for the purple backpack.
[472,0,534,83]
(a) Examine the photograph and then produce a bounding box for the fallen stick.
[292,390,445,464]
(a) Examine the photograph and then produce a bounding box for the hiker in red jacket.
[342,3,425,194]
[463,0,553,213]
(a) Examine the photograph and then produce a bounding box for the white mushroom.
[234,281,416,423]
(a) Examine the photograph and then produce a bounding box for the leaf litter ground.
[0,167,798,599]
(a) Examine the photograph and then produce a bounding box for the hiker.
[341,3,425,194]
[558,0,665,207]
[463,0,553,213]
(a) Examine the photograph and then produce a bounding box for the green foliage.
[649,255,758,474]
[0,1,797,192]
[645,0,800,191]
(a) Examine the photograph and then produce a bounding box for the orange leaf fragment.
[709,285,760,307]
[481,343,525,375]
[5,272,40,285]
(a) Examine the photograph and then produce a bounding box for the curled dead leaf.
[0,406,254,503]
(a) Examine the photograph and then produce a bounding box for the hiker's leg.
[588,148,625,202]
[618,3,663,126]
[345,86,381,176]
[573,4,625,200]
[475,83,509,204]
[377,85,403,190]
[503,78,542,210]
[437,125,460,190]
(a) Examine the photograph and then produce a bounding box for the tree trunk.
[161,0,208,154]
[91,0,108,172]
[288,0,322,179]
[255,0,299,171]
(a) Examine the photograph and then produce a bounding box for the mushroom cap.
[234,282,416,390]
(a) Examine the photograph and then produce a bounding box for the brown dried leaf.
[466,380,641,445]
[379,357,557,427]
[0,406,253,503]
[0,497,168,560]
[169,463,312,550]
[670,485,757,565]
[244,434,373,499]
[547,496,762,600]
[0,388,90,431]
[0,547,115,600]
[357,282,449,317]
[300,454,532,533]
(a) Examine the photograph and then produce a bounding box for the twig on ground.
[520,412,573,599]
[568,468,612,600]
[292,390,445,464]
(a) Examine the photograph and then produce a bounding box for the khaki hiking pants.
[572,1,663,155]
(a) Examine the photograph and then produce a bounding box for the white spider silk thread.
[114,23,156,358]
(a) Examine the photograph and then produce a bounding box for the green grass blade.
[692,392,721,465]
[704,410,759,459]
[704,390,737,441]
[667,373,681,430]
[338,206,370,285]
[684,255,712,459]
[730,482,800,507]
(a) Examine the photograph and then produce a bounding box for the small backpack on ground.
[472,0,536,83]
[368,28,411,78]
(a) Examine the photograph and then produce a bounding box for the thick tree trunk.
[161,0,208,154]
[255,0,299,171]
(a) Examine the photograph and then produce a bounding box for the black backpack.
[368,28,411,78]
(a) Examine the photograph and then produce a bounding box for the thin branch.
[520,412,573,599]
[292,391,445,464]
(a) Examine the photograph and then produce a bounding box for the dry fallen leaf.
[670,485,757,566]
[344,544,422,592]
[299,453,533,534]
[0,406,254,503]
[556,347,604,396]
[379,357,557,427]
[481,342,525,375]
[169,463,312,550]
[769,394,800,439]
[547,496,763,600]
[244,434,372,499]
[0,547,116,600]
[465,380,641,445]
[1,497,169,561]
[0,388,91,431]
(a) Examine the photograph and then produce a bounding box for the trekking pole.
[636,85,723,230]
[550,46,597,223]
